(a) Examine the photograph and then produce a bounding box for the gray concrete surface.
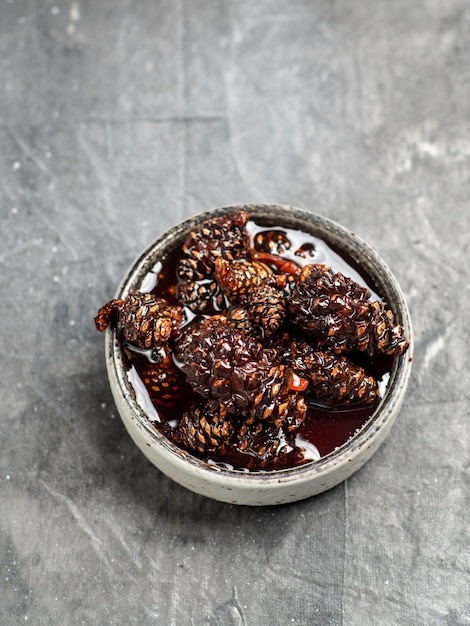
[1,1,469,624]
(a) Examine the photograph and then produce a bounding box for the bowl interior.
[108,204,413,484]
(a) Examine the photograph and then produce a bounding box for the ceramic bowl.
[104,204,413,506]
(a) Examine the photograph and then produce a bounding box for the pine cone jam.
[95,210,410,472]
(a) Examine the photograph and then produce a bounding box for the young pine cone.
[226,283,287,339]
[226,305,257,336]
[178,209,250,281]
[247,283,287,337]
[274,337,379,405]
[173,399,234,454]
[234,421,306,470]
[174,316,307,428]
[175,210,250,314]
[95,291,183,350]
[139,349,184,406]
[214,258,272,304]
[290,264,409,356]
[176,278,226,315]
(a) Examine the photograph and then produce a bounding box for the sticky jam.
[125,218,395,471]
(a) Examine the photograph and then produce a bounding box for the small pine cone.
[95,299,120,332]
[253,229,292,255]
[299,344,379,404]
[226,305,257,336]
[176,278,226,315]
[247,283,287,337]
[360,301,409,356]
[214,258,272,304]
[290,264,409,356]
[181,209,250,278]
[139,350,183,406]
[174,400,234,454]
[175,316,307,428]
[234,421,306,470]
[309,352,380,404]
[95,292,183,349]
[252,367,307,429]
[270,335,379,405]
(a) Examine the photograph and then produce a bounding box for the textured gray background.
[1,1,469,624]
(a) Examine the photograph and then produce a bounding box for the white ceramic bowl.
[104,204,413,506]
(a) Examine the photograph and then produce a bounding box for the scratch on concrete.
[3,123,55,182]
[0,238,44,265]
[40,479,109,565]
[74,124,121,230]
[31,204,79,262]
[79,113,224,125]
[422,332,447,370]
[100,514,136,561]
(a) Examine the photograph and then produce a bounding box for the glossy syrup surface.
[127,219,395,471]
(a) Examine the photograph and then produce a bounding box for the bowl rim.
[106,203,414,488]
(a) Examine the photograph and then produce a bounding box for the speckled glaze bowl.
[105,204,413,506]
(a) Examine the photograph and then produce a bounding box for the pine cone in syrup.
[174,316,307,429]
[214,258,272,304]
[226,305,257,336]
[177,278,226,315]
[234,421,306,470]
[95,291,183,350]
[247,283,287,338]
[178,209,250,281]
[139,348,183,406]
[173,399,234,454]
[225,279,290,339]
[290,264,409,356]
[176,210,250,314]
[274,336,379,405]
